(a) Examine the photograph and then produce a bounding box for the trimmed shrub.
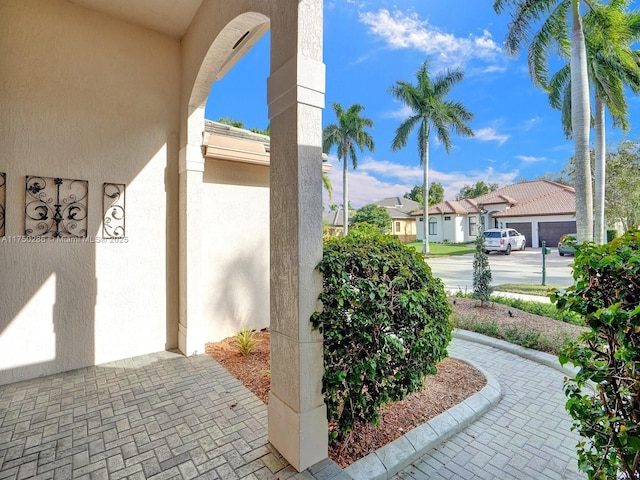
[311,224,452,440]
[472,222,492,306]
[552,229,640,479]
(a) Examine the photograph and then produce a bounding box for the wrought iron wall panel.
[25,176,88,238]
[103,183,125,238]
[0,173,5,237]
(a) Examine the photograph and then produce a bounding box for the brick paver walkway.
[395,338,585,480]
[0,351,345,480]
[0,337,588,480]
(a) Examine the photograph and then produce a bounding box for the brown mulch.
[205,322,486,467]
[450,297,587,352]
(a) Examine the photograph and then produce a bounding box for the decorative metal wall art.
[103,183,126,238]
[0,173,5,237]
[25,176,88,238]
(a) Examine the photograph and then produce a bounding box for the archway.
[178,3,327,472]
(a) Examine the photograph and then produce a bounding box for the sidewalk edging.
[452,329,579,377]
[344,355,502,480]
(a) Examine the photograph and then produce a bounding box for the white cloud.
[522,116,541,131]
[516,155,546,163]
[359,9,502,69]
[474,127,509,145]
[384,104,413,119]
[323,156,519,208]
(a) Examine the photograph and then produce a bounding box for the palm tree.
[546,0,640,243]
[322,172,333,204]
[322,102,375,236]
[494,0,594,243]
[389,60,474,254]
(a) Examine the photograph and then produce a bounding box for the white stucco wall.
[201,159,270,341]
[0,0,180,384]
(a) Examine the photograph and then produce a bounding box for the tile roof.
[323,209,354,227]
[411,180,575,218]
[473,180,574,207]
[373,197,421,215]
[493,188,576,217]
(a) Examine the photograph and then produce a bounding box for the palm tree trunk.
[594,95,606,244]
[342,152,348,236]
[571,0,594,243]
[423,134,430,255]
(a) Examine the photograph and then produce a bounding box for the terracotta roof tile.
[493,188,575,217]
[411,180,575,218]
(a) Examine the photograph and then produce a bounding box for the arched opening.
[200,24,272,343]
[180,4,327,471]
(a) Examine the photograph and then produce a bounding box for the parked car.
[483,228,526,255]
[557,233,577,256]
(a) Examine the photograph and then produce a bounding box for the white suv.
[483,228,526,255]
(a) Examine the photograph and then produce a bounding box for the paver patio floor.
[0,351,345,480]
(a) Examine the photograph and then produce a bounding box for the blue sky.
[204,0,640,208]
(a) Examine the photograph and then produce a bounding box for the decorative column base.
[268,392,328,472]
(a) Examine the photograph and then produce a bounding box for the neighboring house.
[322,208,353,236]
[2,1,326,471]
[415,198,481,245]
[413,180,576,248]
[373,197,420,242]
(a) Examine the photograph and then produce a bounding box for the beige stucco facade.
[1,0,326,471]
[392,218,417,242]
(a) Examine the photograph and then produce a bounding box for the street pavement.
[426,248,575,292]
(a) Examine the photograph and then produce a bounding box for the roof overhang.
[68,0,203,38]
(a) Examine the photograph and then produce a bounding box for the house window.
[429,218,437,235]
[469,216,477,235]
[395,221,401,233]
[444,216,451,221]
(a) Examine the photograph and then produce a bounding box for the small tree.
[311,224,452,440]
[472,217,492,306]
[553,229,640,479]
[351,204,392,234]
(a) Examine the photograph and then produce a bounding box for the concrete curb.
[344,356,502,480]
[452,329,579,378]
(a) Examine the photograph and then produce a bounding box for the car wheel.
[521,241,526,251]
[559,251,565,256]
[505,244,511,255]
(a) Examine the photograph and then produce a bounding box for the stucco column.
[178,106,205,355]
[267,1,327,472]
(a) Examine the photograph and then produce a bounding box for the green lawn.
[406,241,475,257]
[493,283,563,296]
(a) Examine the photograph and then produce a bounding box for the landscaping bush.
[311,223,452,440]
[552,229,640,479]
[472,220,492,306]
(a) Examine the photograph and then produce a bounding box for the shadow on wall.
[206,251,270,342]
[0,0,180,384]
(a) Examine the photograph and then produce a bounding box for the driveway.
[426,248,575,292]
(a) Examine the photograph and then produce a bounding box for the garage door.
[539,221,576,248]
[506,222,532,247]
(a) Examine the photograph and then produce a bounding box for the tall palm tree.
[322,102,375,236]
[546,0,640,243]
[389,60,474,254]
[494,0,594,243]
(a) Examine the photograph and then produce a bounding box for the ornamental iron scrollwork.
[0,173,5,237]
[25,176,88,238]
[103,183,125,238]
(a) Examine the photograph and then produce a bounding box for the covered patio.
[1,0,327,472]
[0,351,346,479]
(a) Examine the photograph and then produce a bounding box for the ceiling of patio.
[68,0,203,38]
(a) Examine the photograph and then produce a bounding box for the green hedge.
[553,229,640,479]
[311,224,452,439]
